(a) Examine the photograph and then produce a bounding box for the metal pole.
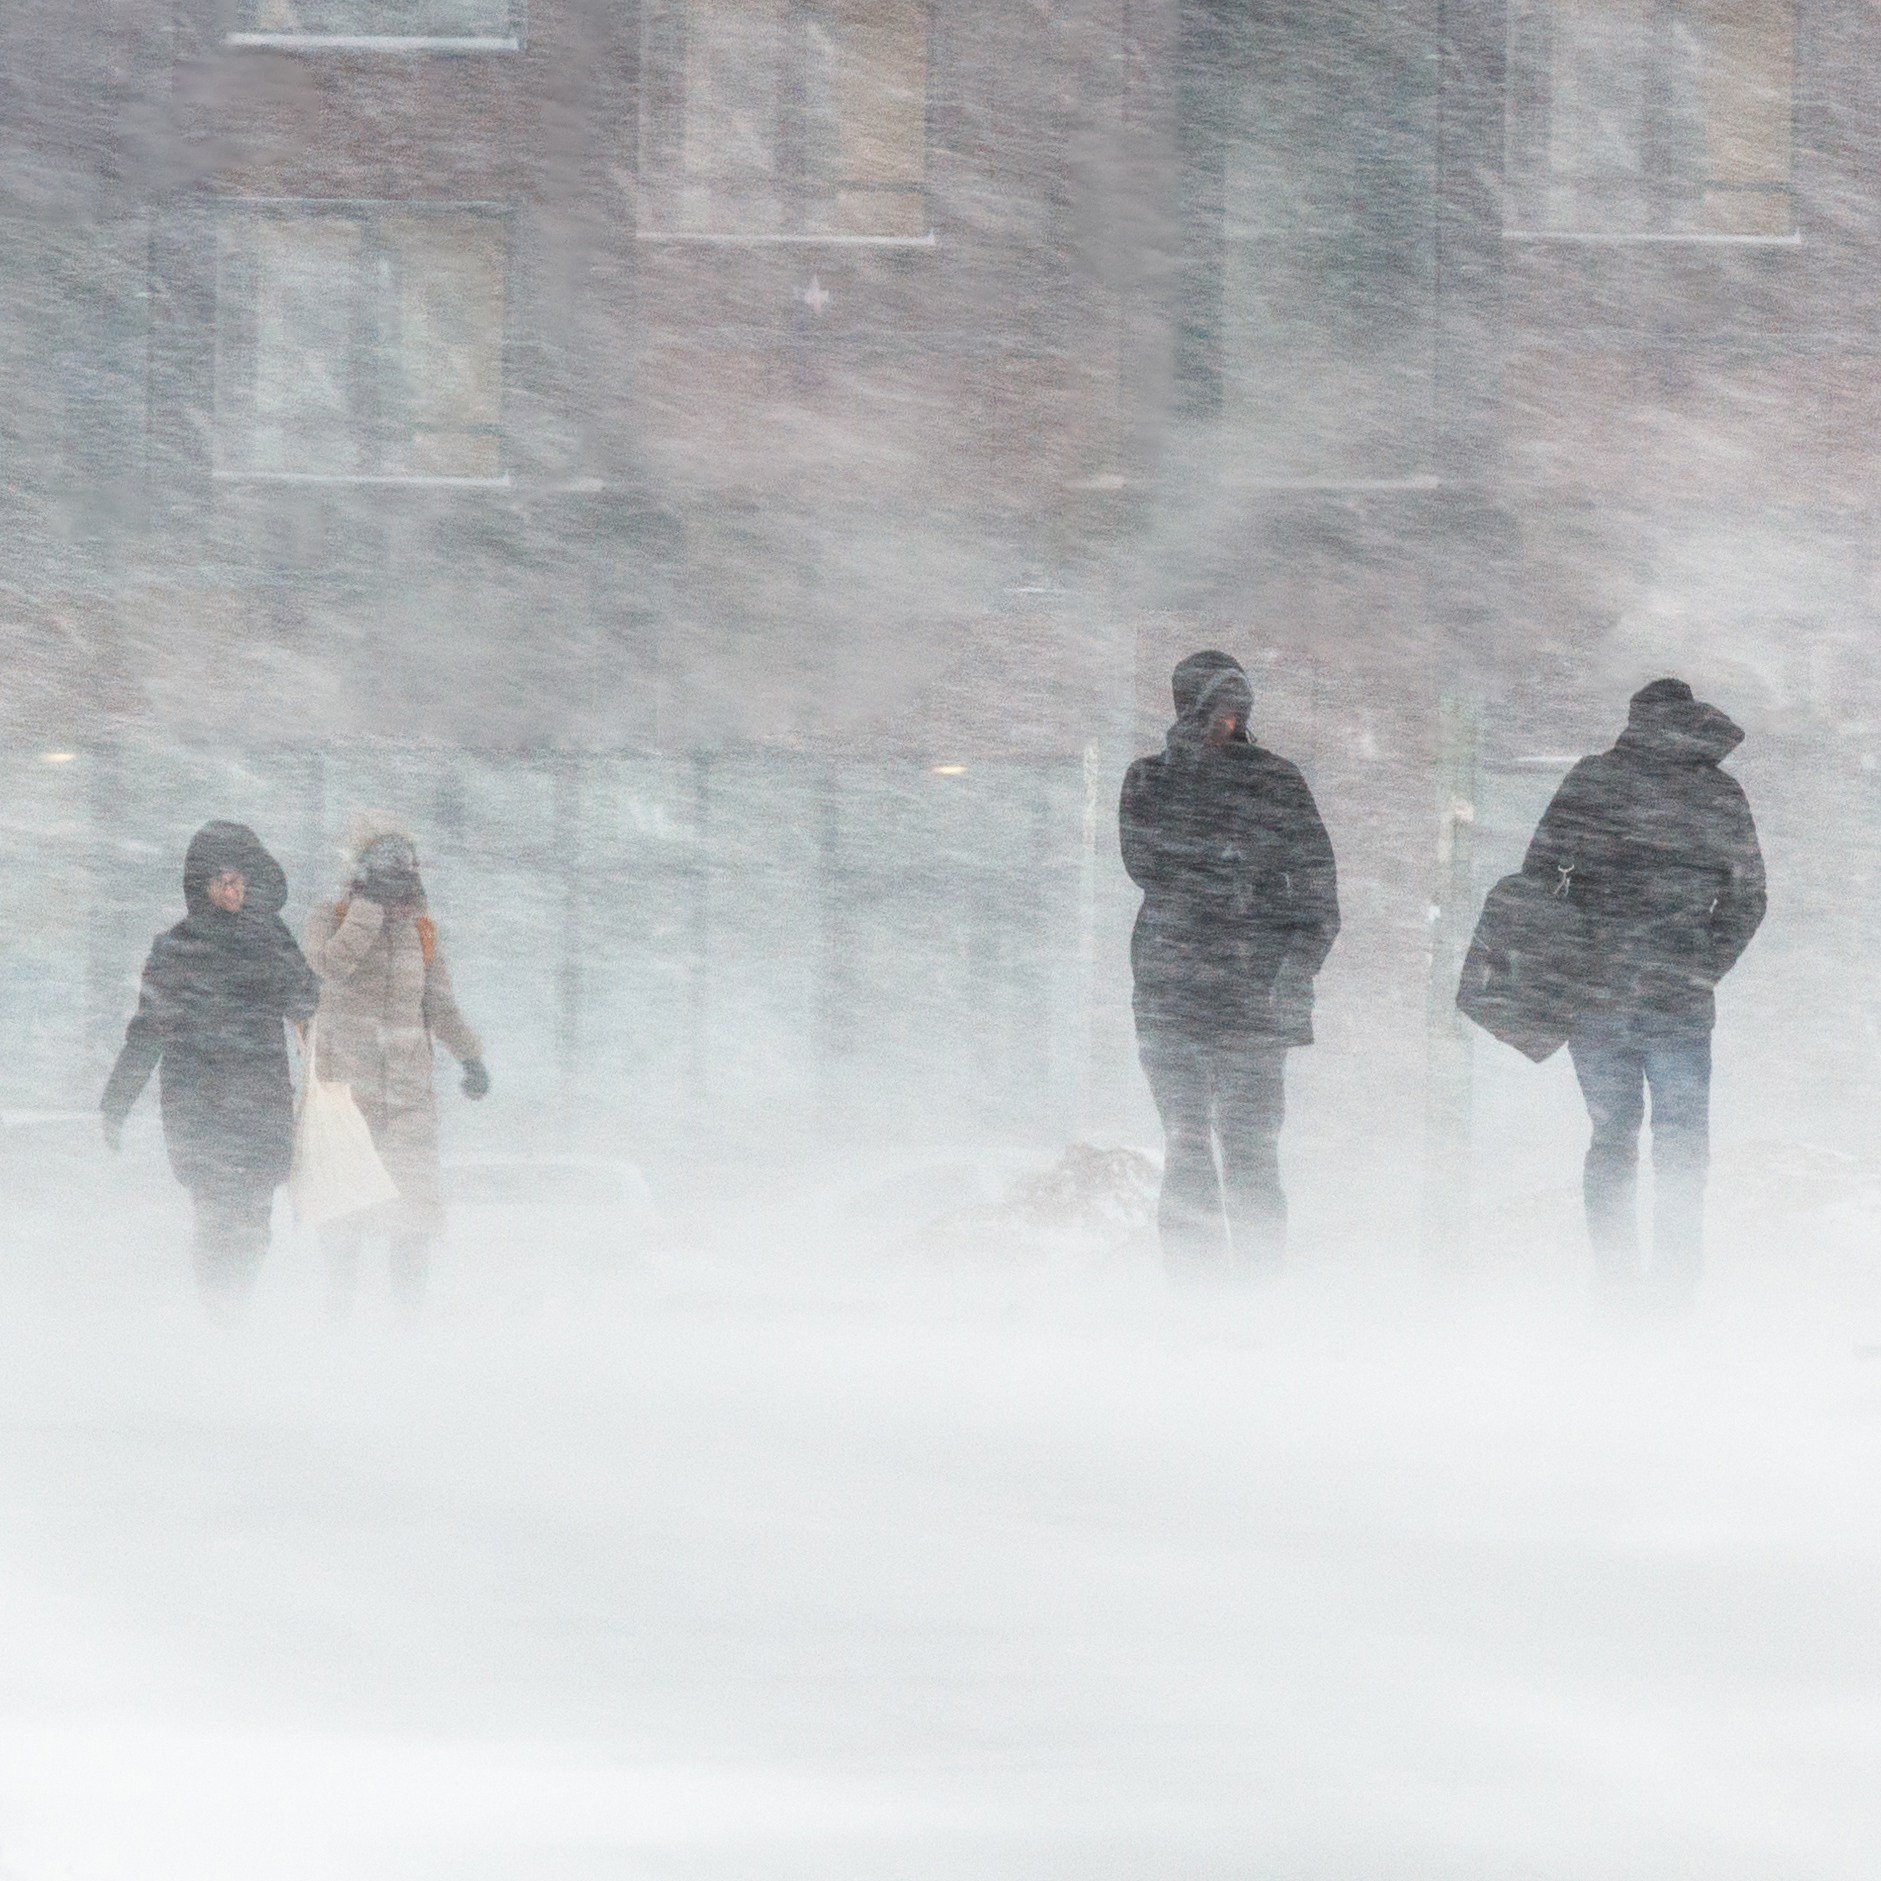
[688,751,712,1111]
[84,735,128,1106]
[553,751,584,1126]
[1074,738,1099,1136]
[1422,690,1478,1263]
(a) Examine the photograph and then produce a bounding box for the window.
[214,206,506,482]
[638,0,930,240]
[232,2,522,48]
[1506,0,1795,237]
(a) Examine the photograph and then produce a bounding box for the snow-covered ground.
[3,1129,1880,1880]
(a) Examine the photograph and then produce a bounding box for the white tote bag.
[289,1023,399,1227]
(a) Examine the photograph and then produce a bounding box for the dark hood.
[182,821,289,920]
[1171,650,1246,718]
[1166,652,1254,751]
[1616,686,1744,767]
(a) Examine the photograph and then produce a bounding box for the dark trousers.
[1568,1018,1711,1299]
[190,1184,274,1316]
[1138,1031,1288,1275]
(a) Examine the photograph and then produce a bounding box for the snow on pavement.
[0,1180,1878,1880]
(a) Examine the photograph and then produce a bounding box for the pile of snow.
[907,1142,1160,1261]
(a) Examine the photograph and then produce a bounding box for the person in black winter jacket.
[102,822,321,1316]
[1522,678,1765,1302]
[1121,651,1341,1273]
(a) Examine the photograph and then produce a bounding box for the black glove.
[354,866,420,908]
[461,1058,490,1101]
[102,1112,123,1154]
[355,835,421,907]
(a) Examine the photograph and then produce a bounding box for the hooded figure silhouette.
[1521,678,1766,1306]
[102,822,321,1315]
[1120,651,1340,1275]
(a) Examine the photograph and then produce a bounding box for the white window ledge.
[225,33,520,52]
[635,230,937,249]
[1219,474,1442,493]
[214,471,511,488]
[1503,229,1801,247]
[227,196,510,209]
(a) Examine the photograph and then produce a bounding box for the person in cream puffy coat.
[303,811,489,1318]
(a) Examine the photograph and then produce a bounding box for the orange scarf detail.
[335,900,437,965]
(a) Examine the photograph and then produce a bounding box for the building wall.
[5,0,1143,759]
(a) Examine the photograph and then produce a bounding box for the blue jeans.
[1568,1018,1712,1297]
[1138,1032,1288,1276]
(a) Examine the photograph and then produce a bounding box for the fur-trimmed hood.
[335,809,419,897]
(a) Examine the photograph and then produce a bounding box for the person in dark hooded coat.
[1521,678,1765,1303]
[1120,651,1340,1273]
[102,822,321,1314]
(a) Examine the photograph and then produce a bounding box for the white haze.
[2,1117,1881,1878]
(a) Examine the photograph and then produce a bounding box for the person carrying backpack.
[101,821,321,1318]
[302,812,488,1320]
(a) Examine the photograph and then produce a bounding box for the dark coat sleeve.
[1277,765,1341,976]
[1119,757,1164,891]
[272,918,322,1027]
[101,939,175,1121]
[1705,774,1766,982]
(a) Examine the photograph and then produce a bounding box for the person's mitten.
[1270,956,1316,1046]
[461,1058,491,1101]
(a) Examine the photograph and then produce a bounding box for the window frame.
[211,198,514,489]
[1502,0,1800,245]
[634,0,937,250]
